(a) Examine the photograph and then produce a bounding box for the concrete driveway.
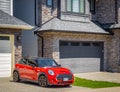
[75,72,120,83]
[0,72,120,92]
[0,77,91,92]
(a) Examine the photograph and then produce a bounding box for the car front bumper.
[48,74,74,86]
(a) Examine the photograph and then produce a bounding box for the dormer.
[59,0,90,22]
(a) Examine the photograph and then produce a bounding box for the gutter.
[0,24,33,30]
[34,31,44,57]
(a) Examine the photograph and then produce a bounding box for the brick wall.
[38,31,112,71]
[39,0,58,24]
[95,0,115,24]
[117,0,120,23]
[107,29,120,72]
[39,0,116,24]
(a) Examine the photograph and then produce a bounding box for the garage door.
[60,41,104,73]
[0,36,11,77]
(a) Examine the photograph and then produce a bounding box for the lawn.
[73,77,120,88]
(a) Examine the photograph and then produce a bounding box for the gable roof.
[0,10,33,30]
[39,18,109,34]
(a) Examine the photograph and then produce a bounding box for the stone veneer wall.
[39,0,58,24]
[39,0,116,24]
[38,31,112,71]
[107,29,120,72]
[94,0,115,24]
[0,28,22,63]
[117,0,120,23]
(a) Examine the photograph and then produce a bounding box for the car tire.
[65,85,71,87]
[13,71,20,82]
[38,75,48,87]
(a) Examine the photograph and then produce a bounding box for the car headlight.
[48,70,55,75]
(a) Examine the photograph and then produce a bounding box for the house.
[0,0,32,77]
[13,0,120,73]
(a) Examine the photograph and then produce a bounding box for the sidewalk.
[74,72,120,83]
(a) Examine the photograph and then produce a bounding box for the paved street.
[0,75,120,92]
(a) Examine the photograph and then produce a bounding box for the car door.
[25,59,37,80]
[17,59,27,78]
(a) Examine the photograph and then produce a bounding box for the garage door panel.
[60,46,102,58]
[0,36,11,77]
[79,46,102,58]
[60,41,103,73]
[0,40,11,53]
[0,53,11,77]
[60,58,100,73]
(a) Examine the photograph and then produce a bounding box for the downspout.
[115,0,118,23]
[34,31,44,57]
[35,0,37,26]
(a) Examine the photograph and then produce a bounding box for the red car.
[13,57,74,87]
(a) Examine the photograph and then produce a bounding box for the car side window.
[28,59,37,67]
[19,58,27,65]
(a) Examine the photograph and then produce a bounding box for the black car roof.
[24,57,54,60]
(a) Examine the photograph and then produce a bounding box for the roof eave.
[0,24,33,30]
[39,29,110,35]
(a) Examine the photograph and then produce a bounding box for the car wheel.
[38,75,48,87]
[13,71,20,82]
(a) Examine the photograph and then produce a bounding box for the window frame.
[46,0,53,7]
[66,0,85,14]
[90,0,96,14]
[0,36,9,40]
[18,59,27,65]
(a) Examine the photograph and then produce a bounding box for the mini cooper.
[13,57,74,87]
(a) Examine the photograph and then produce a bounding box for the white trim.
[10,0,13,16]
[0,24,33,30]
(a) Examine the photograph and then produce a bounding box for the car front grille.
[56,74,72,80]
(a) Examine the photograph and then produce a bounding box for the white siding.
[0,0,12,15]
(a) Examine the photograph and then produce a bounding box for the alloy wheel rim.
[13,72,18,81]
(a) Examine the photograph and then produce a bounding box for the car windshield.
[36,59,58,67]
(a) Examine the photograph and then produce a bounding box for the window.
[92,43,101,47]
[60,42,69,46]
[66,0,85,13]
[19,59,27,64]
[90,0,96,14]
[71,42,79,46]
[46,0,53,7]
[28,60,37,67]
[0,36,9,40]
[82,42,91,46]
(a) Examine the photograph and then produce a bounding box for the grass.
[73,77,120,88]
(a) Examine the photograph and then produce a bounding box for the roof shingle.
[39,18,109,34]
[0,10,33,30]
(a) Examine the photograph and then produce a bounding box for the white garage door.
[0,36,11,77]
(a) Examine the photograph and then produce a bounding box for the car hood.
[45,67,71,74]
